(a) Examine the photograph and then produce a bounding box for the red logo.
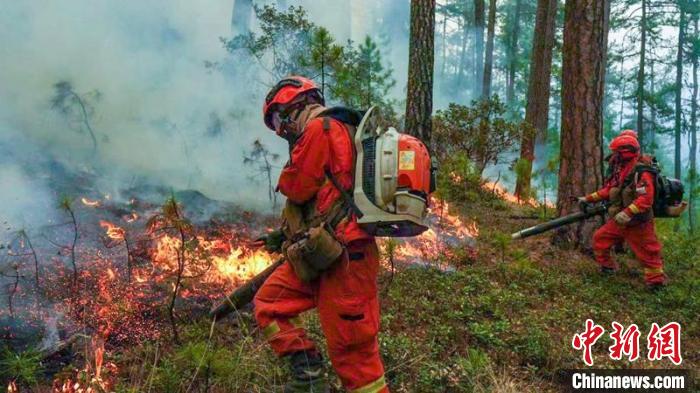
[572,319,605,366]
[647,322,682,365]
[572,320,682,366]
[608,321,640,362]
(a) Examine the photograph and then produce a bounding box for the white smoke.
[0,1,283,214]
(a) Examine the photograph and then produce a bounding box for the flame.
[51,338,116,393]
[383,197,478,265]
[7,381,17,393]
[80,197,100,207]
[152,234,274,290]
[99,220,125,241]
[482,181,555,208]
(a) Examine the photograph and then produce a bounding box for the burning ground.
[0,162,482,392]
[3,173,699,392]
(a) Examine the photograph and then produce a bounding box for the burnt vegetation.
[2,0,700,392]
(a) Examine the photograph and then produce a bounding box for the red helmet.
[263,76,324,130]
[609,133,640,152]
[619,129,638,139]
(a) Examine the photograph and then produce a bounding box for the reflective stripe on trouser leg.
[262,316,305,340]
[254,262,316,355]
[317,241,387,391]
[351,376,387,393]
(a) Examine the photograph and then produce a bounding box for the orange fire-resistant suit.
[254,105,389,393]
[584,154,666,285]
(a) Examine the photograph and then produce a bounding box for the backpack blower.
[211,106,435,319]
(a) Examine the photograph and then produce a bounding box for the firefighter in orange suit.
[252,76,388,393]
[577,130,666,288]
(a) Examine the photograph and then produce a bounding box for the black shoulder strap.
[318,106,364,127]
[324,168,363,219]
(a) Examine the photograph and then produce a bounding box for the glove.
[570,196,590,212]
[614,211,632,226]
[256,229,286,253]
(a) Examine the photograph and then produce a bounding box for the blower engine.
[352,107,435,237]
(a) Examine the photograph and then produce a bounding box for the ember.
[99,220,125,241]
[80,197,100,207]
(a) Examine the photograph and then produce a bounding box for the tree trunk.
[506,0,523,107]
[405,0,436,147]
[515,0,558,200]
[231,0,253,36]
[441,9,448,78]
[474,0,486,97]
[482,0,497,98]
[675,8,685,180]
[649,60,656,153]
[457,17,468,90]
[636,0,646,149]
[690,15,698,232]
[555,0,610,250]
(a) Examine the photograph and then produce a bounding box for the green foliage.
[59,195,72,211]
[0,348,43,386]
[436,152,484,202]
[224,5,313,79]
[298,27,344,96]
[433,97,522,175]
[331,36,397,114]
[492,231,511,264]
[224,5,396,114]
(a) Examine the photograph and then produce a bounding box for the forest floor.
[4,185,698,392]
[109,186,699,393]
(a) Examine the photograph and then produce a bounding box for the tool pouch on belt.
[281,200,349,282]
[286,224,344,282]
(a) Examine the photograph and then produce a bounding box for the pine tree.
[474,0,486,96]
[675,4,686,180]
[333,37,396,111]
[405,0,436,146]
[689,10,699,232]
[301,27,344,97]
[505,0,523,106]
[555,0,610,249]
[515,0,558,200]
[482,0,497,98]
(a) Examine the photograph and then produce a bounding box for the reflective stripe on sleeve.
[644,267,664,275]
[628,203,641,214]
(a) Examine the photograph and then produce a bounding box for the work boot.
[600,266,616,275]
[283,350,329,393]
[646,281,667,292]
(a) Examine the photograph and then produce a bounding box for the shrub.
[432,97,522,175]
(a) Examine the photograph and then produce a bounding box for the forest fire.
[482,181,555,208]
[99,221,125,241]
[50,338,118,393]
[385,197,479,266]
[152,234,275,288]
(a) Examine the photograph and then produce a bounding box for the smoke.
[0,1,284,218]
